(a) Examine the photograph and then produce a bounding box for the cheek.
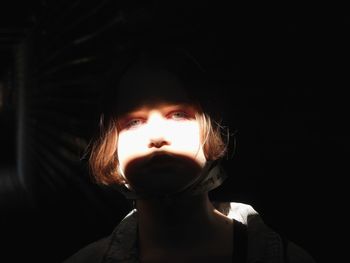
[167,122,206,164]
[117,130,147,170]
[169,122,201,149]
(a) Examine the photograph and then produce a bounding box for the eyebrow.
[125,103,193,115]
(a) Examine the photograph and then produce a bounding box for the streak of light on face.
[115,63,207,195]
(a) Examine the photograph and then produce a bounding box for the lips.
[147,151,175,165]
[149,151,174,162]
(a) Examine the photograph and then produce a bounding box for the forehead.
[115,63,194,116]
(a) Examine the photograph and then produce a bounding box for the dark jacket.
[63,202,315,263]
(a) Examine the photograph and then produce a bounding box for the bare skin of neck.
[136,193,233,263]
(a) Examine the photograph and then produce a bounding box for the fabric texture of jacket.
[63,202,315,263]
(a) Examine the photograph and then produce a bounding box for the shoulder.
[285,240,316,263]
[226,202,316,263]
[62,209,138,263]
[62,236,111,263]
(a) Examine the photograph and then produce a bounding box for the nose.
[148,138,170,148]
[146,113,171,149]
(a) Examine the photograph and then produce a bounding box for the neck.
[136,193,222,250]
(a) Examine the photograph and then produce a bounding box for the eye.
[125,118,144,129]
[169,111,189,120]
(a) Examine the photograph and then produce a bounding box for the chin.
[123,152,202,195]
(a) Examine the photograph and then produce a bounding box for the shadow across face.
[124,151,202,196]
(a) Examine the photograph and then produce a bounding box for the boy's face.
[115,65,206,195]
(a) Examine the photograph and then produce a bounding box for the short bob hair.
[88,45,229,186]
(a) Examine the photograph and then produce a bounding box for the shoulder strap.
[280,235,290,263]
[232,219,248,263]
